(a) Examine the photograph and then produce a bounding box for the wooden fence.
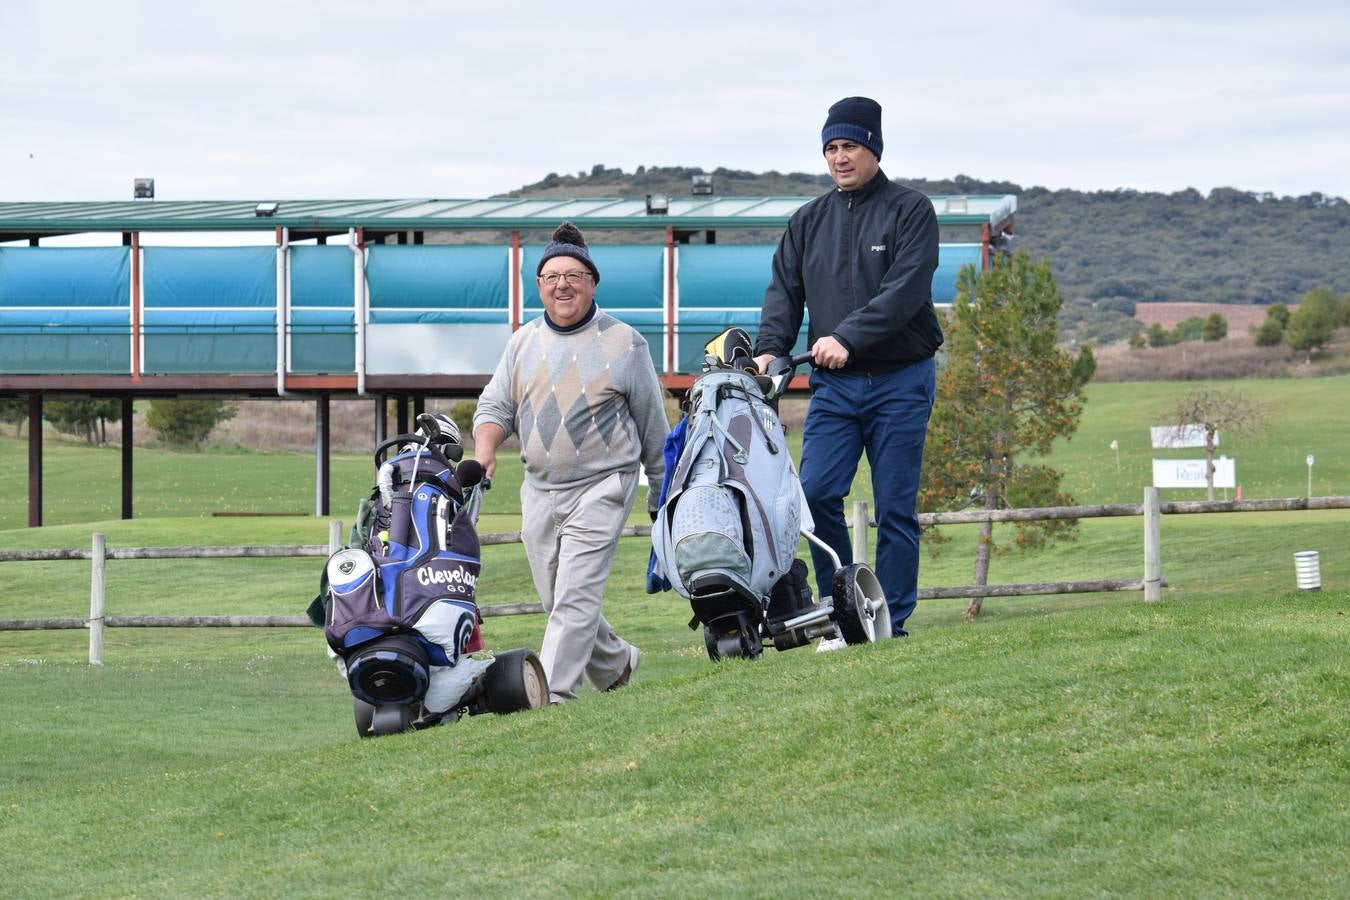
[3,490,1346,665]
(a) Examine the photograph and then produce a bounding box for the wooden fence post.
[852,501,869,565]
[1143,487,1161,602]
[89,532,106,665]
[328,520,343,555]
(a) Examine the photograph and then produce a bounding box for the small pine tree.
[145,399,237,451]
[919,252,1096,619]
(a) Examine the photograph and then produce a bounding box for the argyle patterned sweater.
[473,308,668,496]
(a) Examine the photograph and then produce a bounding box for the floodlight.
[133,178,155,200]
[255,202,280,217]
[691,174,714,196]
[645,193,670,215]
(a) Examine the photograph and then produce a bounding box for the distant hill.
[503,166,1350,344]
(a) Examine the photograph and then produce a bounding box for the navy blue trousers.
[799,358,935,635]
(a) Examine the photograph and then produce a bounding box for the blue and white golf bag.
[320,418,491,714]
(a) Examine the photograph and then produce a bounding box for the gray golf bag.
[650,329,890,660]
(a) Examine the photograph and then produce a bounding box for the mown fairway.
[2,375,1348,531]
[1,373,1347,896]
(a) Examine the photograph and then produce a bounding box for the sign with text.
[1150,424,1217,449]
[1152,458,1235,489]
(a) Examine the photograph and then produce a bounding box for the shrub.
[1146,323,1175,348]
[449,399,476,440]
[1202,312,1228,342]
[0,398,26,436]
[45,399,120,444]
[145,399,237,451]
[1252,319,1284,347]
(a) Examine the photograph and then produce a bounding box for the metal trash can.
[1294,550,1322,592]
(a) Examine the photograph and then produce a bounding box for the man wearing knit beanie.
[754,96,942,640]
[474,221,669,702]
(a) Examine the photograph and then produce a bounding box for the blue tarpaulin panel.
[142,246,276,373]
[367,246,508,312]
[290,245,355,373]
[935,244,982,303]
[0,247,130,373]
[675,245,782,373]
[521,244,663,312]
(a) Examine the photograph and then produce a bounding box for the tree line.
[507,167,1350,343]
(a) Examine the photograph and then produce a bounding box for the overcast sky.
[3,0,1348,204]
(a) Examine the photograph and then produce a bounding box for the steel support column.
[315,394,331,517]
[27,394,42,527]
[121,396,133,519]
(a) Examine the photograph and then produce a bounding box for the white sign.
[1152,458,1235,489]
[1151,424,1217,449]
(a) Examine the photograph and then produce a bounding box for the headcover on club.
[703,327,756,374]
[415,412,464,462]
[455,458,485,490]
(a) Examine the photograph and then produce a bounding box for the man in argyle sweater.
[473,222,668,703]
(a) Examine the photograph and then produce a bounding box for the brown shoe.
[604,645,640,692]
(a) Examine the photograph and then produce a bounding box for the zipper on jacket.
[847,193,855,316]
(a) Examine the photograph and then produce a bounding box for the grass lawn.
[1,583,1345,897]
[1,373,1346,895]
[3,375,1348,532]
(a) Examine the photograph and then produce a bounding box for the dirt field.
[1133,302,1286,331]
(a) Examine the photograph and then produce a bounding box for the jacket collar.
[833,167,888,204]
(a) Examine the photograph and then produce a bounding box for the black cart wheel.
[831,563,891,645]
[355,698,414,737]
[354,698,375,737]
[703,625,723,661]
[481,648,549,713]
[704,615,764,661]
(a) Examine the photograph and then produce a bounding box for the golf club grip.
[791,352,813,367]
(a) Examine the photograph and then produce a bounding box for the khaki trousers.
[520,470,637,702]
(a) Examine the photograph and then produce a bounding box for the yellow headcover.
[704,327,754,370]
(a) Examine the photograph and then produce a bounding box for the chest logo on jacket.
[870,244,886,252]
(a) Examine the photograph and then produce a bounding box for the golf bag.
[650,329,891,661]
[317,415,491,714]
[650,330,808,631]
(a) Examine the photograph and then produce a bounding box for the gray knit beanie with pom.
[537,221,600,284]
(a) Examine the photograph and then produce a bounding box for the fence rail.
[3,493,1346,664]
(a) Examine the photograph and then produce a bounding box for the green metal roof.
[0,194,1016,239]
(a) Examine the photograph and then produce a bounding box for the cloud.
[2,1,1347,202]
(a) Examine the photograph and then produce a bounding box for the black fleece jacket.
[754,169,943,371]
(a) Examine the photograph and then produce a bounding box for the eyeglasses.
[539,270,592,287]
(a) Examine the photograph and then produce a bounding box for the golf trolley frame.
[700,529,892,661]
[692,351,893,661]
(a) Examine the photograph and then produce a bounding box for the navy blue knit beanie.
[821,96,883,161]
[537,221,600,284]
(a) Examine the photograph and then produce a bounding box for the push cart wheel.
[354,698,375,737]
[830,563,891,645]
[481,648,549,713]
[355,699,414,737]
[703,626,723,662]
[705,619,763,661]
